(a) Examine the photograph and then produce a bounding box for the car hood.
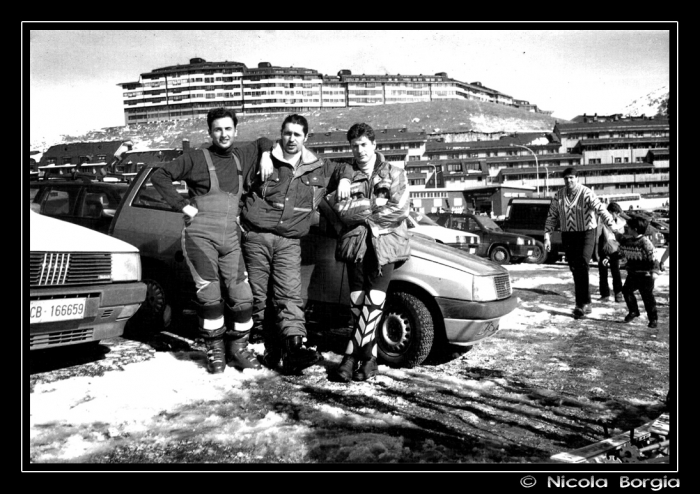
[30,211,139,253]
[408,233,506,275]
[413,224,479,242]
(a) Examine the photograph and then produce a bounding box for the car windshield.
[477,215,503,231]
[409,211,439,226]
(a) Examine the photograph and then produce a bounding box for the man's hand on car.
[182,204,198,225]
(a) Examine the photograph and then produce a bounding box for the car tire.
[526,240,548,264]
[377,291,434,368]
[489,245,511,265]
[133,271,175,333]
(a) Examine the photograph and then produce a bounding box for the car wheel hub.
[381,312,411,353]
[144,279,171,327]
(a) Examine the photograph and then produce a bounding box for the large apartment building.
[118,58,547,125]
[399,116,670,215]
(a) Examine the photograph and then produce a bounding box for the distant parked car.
[29,211,146,350]
[29,177,130,234]
[406,210,483,256]
[428,212,539,265]
[109,164,519,367]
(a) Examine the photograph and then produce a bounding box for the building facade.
[118,59,550,125]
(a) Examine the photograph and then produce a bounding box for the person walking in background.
[240,114,352,375]
[150,108,273,374]
[328,123,411,382]
[597,202,627,303]
[617,216,660,328]
[544,167,616,319]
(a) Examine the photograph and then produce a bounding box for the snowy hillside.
[619,85,669,118]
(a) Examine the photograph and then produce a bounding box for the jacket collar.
[271,142,320,167]
[352,152,388,179]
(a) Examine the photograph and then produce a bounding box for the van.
[499,198,563,264]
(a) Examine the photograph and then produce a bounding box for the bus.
[597,193,643,211]
[597,193,668,212]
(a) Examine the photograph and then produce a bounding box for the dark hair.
[562,167,577,177]
[207,108,238,131]
[347,123,376,143]
[607,202,622,214]
[627,216,649,235]
[281,114,308,136]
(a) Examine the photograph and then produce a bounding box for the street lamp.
[510,144,539,197]
[426,164,441,188]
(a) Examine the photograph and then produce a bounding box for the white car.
[29,210,147,350]
[406,210,483,256]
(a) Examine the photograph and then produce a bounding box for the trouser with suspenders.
[181,149,257,371]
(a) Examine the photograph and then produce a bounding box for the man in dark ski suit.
[240,114,351,375]
[150,107,273,374]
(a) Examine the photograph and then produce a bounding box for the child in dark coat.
[614,216,660,328]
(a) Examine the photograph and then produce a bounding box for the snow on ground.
[28,253,673,465]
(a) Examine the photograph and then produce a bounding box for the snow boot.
[204,337,227,374]
[353,356,378,382]
[261,337,283,370]
[224,330,262,371]
[281,335,323,375]
[333,354,357,383]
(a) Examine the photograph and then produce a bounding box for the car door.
[111,169,193,299]
[300,198,347,309]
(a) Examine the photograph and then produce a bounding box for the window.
[615,158,622,163]
[42,187,80,216]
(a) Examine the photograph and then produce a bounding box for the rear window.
[509,204,551,225]
[131,171,187,212]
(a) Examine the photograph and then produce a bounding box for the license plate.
[469,248,476,254]
[527,249,533,256]
[30,298,86,324]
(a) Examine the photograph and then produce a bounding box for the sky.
[25,25,672,149]
[28,261,670,465]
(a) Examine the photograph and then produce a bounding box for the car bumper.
[509,244,535,259]
[445,244,488,257]
[436,296,518,346]
[29,282,147,350]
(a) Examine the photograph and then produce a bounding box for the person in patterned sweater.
[544,167,615,319]
[615,216,660,328]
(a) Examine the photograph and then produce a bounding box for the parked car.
[428,212,539,265]
[498,197,564,264]
[29,177,130,234]
[109,164,518,367]
[406,210,483,256]
[29,210,147,350]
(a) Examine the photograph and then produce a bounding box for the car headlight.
[516,237,525,245]
[473,276,498,302]
[456,236,468,244]
[112,253,142,282]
